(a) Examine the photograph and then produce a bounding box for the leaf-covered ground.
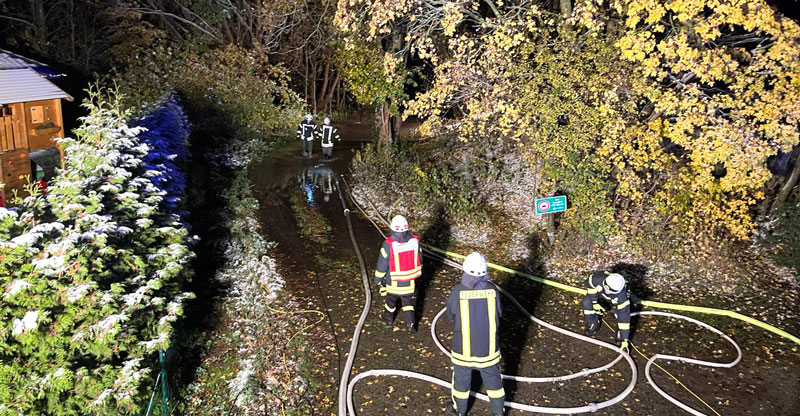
[247,130,800,415]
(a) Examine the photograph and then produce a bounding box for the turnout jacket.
[446,280,502,368]
[316,124,340,147]
[297,119,316,141]
[374,231,422,295]
[583,270,631,341]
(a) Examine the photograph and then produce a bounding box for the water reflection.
[298,162,338,205]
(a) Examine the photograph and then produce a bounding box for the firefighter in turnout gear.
[446,252,505,416]
[316,117,340,160]
[374,215,422,333]
[297,114,317,157]
[582,271,633,352]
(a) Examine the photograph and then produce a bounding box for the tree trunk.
[311,57,318,112]
[319,72,340,113]
[318,61,330,106]
[29,0,47,55]
[770,154,800,213]
[376,103,392,150]
[303,50,309,107]
[560,0,573,16]
[392,112,402,141]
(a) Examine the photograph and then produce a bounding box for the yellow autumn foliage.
[340,0,800,240]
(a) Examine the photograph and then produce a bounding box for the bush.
[116,43,303,140]
[0,88,194,415]
[352,139,483,222]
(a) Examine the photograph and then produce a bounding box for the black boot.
[584,322,600,336]
[407,324,417,334]
[446,405,462,416]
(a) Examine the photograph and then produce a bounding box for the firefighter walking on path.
[446,252,505,416]
[316,117,340,160]
[374,215,422,333]
[582,270,635,352]
[297,113,316,157]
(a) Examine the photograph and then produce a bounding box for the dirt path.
[248,124,800,416]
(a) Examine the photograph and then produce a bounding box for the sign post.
[535,195,567,215]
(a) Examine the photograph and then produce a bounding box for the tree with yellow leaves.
[571,0,800,238]
[362,0,800,241]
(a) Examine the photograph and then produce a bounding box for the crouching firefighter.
[446,252,505,416]
[582,271,634,352]
[374,215,422,333]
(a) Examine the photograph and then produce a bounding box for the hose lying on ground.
[334,175,374,416]
[337,176,748,415]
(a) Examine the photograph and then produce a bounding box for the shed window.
[30,106,44,123]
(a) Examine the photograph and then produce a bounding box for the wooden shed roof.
[0,68,73,105]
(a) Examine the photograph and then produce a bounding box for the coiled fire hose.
[335,175,792,415]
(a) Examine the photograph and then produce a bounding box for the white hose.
[632,311,742,416]
[337,175,743,416]
[347,283,638,415]
[335,176,373,416]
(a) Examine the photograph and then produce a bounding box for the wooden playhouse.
[0,66,72,205]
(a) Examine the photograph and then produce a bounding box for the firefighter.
[582,270,633,352]
[316,117,341,160]
[374,215,422,333]
[446,252,505,416]
[297,114,316,157]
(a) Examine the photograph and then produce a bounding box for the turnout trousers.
[302,138,314,155]
[381,293,414,328]
[322,145,333,157]
[582,295,602,327]
[451,363,505,415]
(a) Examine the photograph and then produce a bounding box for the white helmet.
[463,252,488,277]
[324,117,331,125]
[604,273,625,294]
[390,215,408,232]
[305,113,313,121]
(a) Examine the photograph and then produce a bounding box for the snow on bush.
[0,89,194,415]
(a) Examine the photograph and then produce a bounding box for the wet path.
[248,126,800,415]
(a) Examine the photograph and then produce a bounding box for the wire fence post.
[159,349,170,415]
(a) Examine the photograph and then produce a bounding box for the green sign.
[535,195,567,214]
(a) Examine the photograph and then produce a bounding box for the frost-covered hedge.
[133,96,191,218]
[0,90,194,415]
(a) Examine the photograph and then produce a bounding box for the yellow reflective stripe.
[380,247,387,257]
[385,283,414,295]
[618,322,630,330]
[460,299,471,357]
[587,286,601,294]
[389,266,422,277]
[593,303,604,310]
[384,304,395,312]
[451,387,470,399]
[488,294,496,356]
[451,350,500,363]
[583,309,596,315]
[487,388,505,399]
[375,270,385,278]
[401,305,414,311]
[451,353,501,368]
[617,300,630,310]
